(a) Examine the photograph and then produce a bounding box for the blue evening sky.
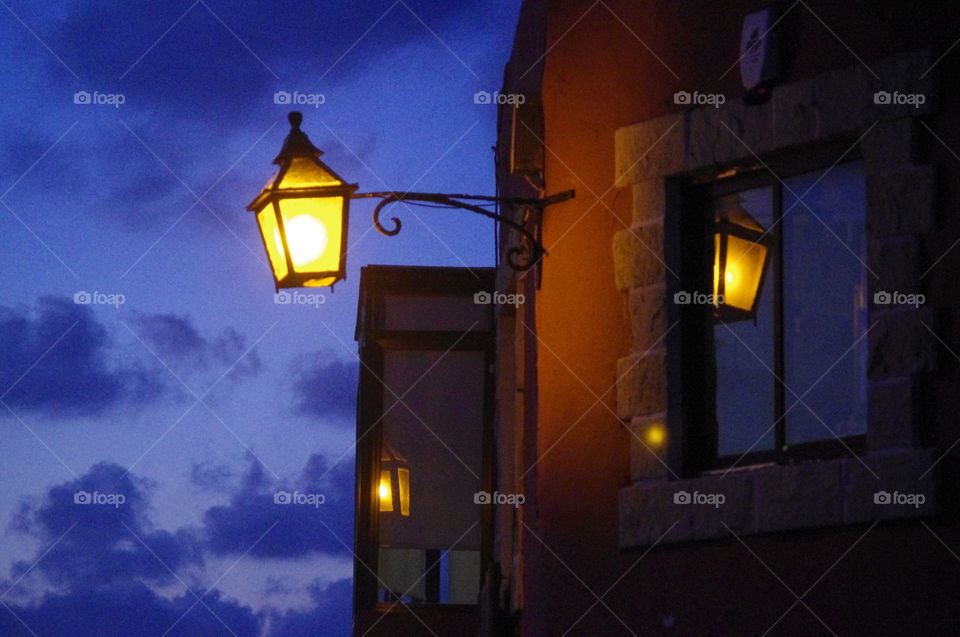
[0,1,520,634]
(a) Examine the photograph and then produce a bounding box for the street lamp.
[712,197,770,322]
[247,112,358,289]
[248,112,575,290]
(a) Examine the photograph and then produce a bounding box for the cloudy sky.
[0,1,519,634]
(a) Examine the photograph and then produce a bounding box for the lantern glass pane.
[721,234,767,312]
[713,233,721,300]
[379,469,394,512]
[277,196,344,275]
[277,157,342,188]
[256,206,288,281]
[397,467,410,517]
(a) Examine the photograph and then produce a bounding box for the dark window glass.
[711,161,866,461]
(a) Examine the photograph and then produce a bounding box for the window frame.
[679,145,869,474]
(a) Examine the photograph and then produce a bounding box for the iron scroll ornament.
[352,190,574,270]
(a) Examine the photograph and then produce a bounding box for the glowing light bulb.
[285,215,328,267]
[379,483,389,500]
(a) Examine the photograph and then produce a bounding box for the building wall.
[489,1,547,634]
[497,1,960,634]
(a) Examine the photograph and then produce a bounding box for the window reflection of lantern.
[378,445,410,517]
[713,195,771,322]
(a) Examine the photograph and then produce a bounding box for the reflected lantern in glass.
[247,111,358,289]
[713,195,770,322]
[378,444,410,517]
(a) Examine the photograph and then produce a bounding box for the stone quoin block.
[631,179,666,226]
[867,378,916,450]
[612,224,665,291]
[870,49,935,120]
[866,165,936,237]
[771,77,820,149]
[686,97,775,170]
[753,461,845,532]
[811,64,879,139]
[628,283,667,353]
[680,472,756,541]
[842,448,937,524]
[868,306,937,379]
[615,113,685,186]
[615,352,666,420]
[861,118,919,174]
[867,237,920,298]
[618,481,681,548]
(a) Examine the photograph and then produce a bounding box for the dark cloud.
[212,327,262,376]
[3,455,355,636]
[0,297,162,417]
[290,352,358,421]
[190,461,237,493]
[133,312,206,357]
[131,312,261,380]
[0,0,508,237]
[0,581,261,637]
[10,462,203,589]
[202,455,354,559]
[0,299,261,418]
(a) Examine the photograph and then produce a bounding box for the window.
[622,54,935,547]
[376,348,484,605]
[698,160,868,469]
[353,266,494,631]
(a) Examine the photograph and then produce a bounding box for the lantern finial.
[273,111,322,164]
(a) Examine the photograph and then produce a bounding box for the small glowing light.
[645,425,666,446]
[379,482,389,499]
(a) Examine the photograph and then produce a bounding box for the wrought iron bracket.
[351,190,575,270]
